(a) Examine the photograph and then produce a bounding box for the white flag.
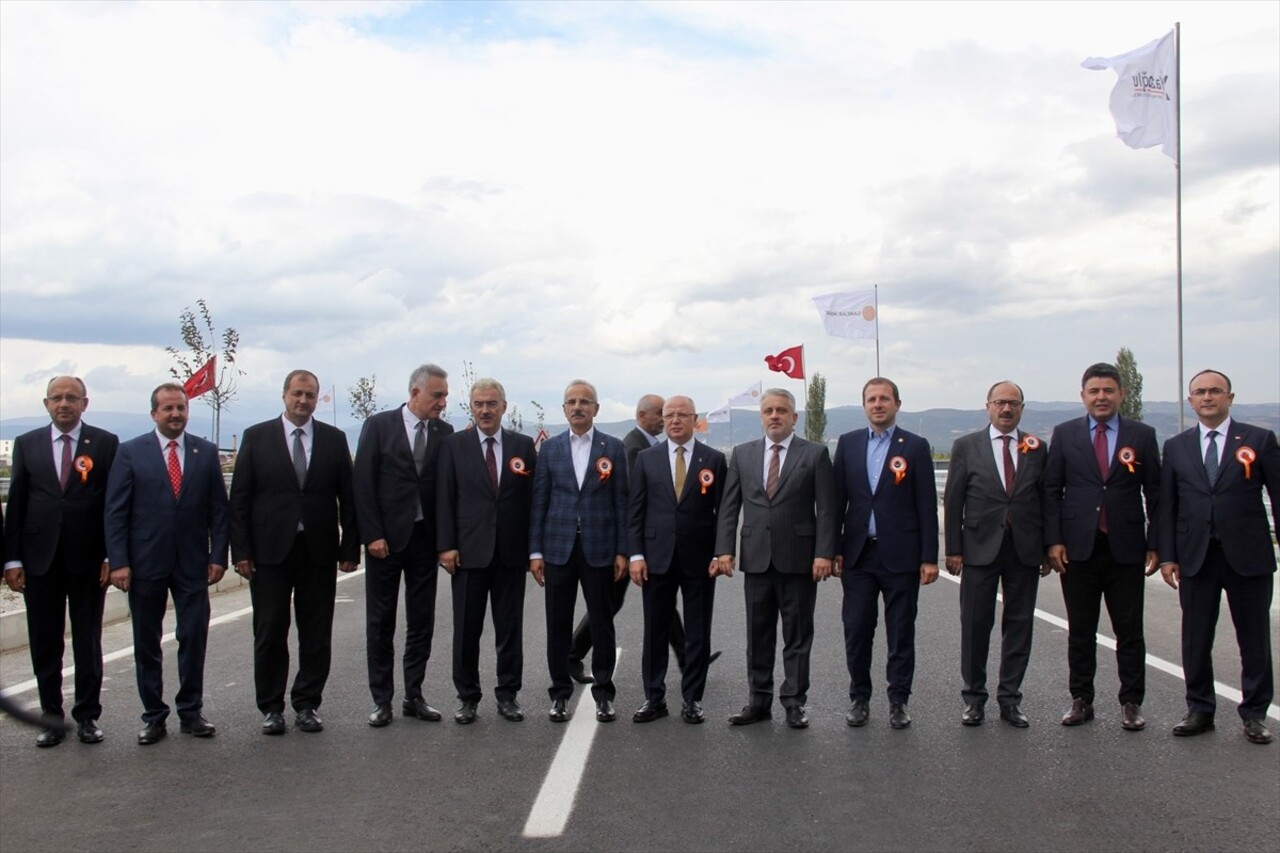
[1082,30,1178,160]
[812,290,877,339]
[728,381,762,407]
[704,403,732,423]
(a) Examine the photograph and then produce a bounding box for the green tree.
[348,375,384,421]
[1116,347,1144,420]
[165,299,242,449]
[454,360,478,427]
[805,372,828,443]
[506,404,524,433]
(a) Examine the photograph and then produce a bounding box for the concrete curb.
[0,572,250,654]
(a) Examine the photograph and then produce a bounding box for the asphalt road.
[1,554,1277,852]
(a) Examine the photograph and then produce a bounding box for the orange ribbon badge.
[1235,446,1256,479]
[1117,447,1137,473]
[889,456,907,485]
[698,468,715,495]
[74,455,93,483]
[509,457,530,476]
[1017,434,1041,454]
[596,457,612,482]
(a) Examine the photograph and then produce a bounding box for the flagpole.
[874,285,881,375]
[801,345,809,430]
[1174,21,1184,432]
[331,384,338,427]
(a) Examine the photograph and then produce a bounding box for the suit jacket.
[4,423,119,576]
[105,431,229,580]
[1043,416,1160,564]
[228,417,358,567]
[833,427,939,573]
[1158,421,1280,577]
[943,428,1047,567]
[623,427,655,474]
[529,429,629,566]
[352,406,454,553]
[628,439,727,575]
[436,428,537,570]
[715,435,836,574]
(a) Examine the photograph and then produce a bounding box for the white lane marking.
[523,648,623,839]
[1,570,364,699]
[937,571,1280,722]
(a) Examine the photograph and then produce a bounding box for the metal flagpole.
[801,345,809,427]
[874,285,881,375]
[1174,22,1184,431]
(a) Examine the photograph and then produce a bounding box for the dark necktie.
[766,444,782,499]
[1204,430,1220,486]
[166,440,182,499]
[292,428,307,487]
[413,421,427,474]
[58,434,73,491]
[485,436,499,494]
[1093,422,1109,533]
[674,445,687,499]
[1001,435,1015,496]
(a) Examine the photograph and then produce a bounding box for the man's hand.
[920,562,939,585]
[945,556,963,576]
[1160,562,1181,590]
[1047,544,1068,574]
[1143,550,1160,576]
[110,566,131,592]
[439,550,460,575]
[207,564,226,586]
[715,554,735,578]
[338,561,358,573]
[3,567,25,593]
[613,555,628,582]
[833,555,844,578]
[235,559,255,579]
[529,558,546,587]
[367,539,389,560]
[630,559,648,586]
[98,561,110,588]
[812,558,833,582]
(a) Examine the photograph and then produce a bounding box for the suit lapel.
[874,432,907,496]
[1218,428,1249,489]
[679,442,705,503]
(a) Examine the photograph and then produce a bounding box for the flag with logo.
[728,381,762,407]
[812,290,877,339]
[183,356,217,399]
[1082,30,1178,160]
[764,346,804,380]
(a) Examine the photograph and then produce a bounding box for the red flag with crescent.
[764,345,804,380]
[183,356,217,399]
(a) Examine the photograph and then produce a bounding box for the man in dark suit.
[715,388,836,729]
[4,376,118,747]
[105,383,229,745]
[229,370,359,736]
[1157,369,1278,745]
[943,381,1049,728]
[834,377,938,730]
[436,378,536,724]
[529,380,630,723]
[628,395,726,724]
[570,394,689,682]
[354,363,454,727]
[1044,362,1160,731]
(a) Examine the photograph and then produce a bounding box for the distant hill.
[5,401,1277,455]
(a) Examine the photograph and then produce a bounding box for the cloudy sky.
[2,0,1277,431]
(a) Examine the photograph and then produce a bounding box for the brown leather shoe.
[1061,698,1094,726]
[1121,702,1145,731]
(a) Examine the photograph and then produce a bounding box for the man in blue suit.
[834,377,938,730]
[106,383,229,745]
[1157,369,1278,745]
[529,380,629,723]
[1044,362,1160,731]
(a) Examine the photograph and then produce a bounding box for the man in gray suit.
[943,381,1050,728]
[715,388,836,729]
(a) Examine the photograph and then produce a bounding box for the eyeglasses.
[1189,387,1228,398]
[563,398,596,407]
[987,399,1023,409]
[45,395,84,404]
[471,400,503,410]
[663,412,696,421]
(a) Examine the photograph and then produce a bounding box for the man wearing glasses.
[1157,370,1278,745]
[529,381,630,723]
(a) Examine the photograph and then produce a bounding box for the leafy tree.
[454,360,477,427]
[506,404,524,433]
[348,375,384,421]
[165,299,242,449]
[1116,347,1144,421]
[804,372,827,443]
[530,401,546,436]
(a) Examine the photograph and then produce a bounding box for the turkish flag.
[183,356,217,399]
[764,345,804,379]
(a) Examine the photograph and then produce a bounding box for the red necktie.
[485,436,499,494]
[59,434,73,491]
[1093,423,1109,533]
[166,440,182,499]
[766,444,781,499]
[1001,435,1015,496]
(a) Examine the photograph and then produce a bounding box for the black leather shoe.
[261,712,286,735]
[179,716,216,737]
[36,726,65,748]
[368,703,393,727]
[77,720,104,744]
[632,699,669,723]
[595,700,617,722]
[1243,719,1273,744]
[295,709,323,733]
[999,705,1030,728]
[1061,698,1094,726]
[402,698,442,722]
[569,659,594,684]
[889,702,911,729]
[961,704,985,726]
[455,701,478,725]
[1172,711,1214,737]
[681,700,705,724]
[138,721,167,745]
[729,704,772,726]
[845,700,870,727]
[1121,702,1146,731]
[497,699,524,722]
[785,705,809,729]
[549,698,571,723]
